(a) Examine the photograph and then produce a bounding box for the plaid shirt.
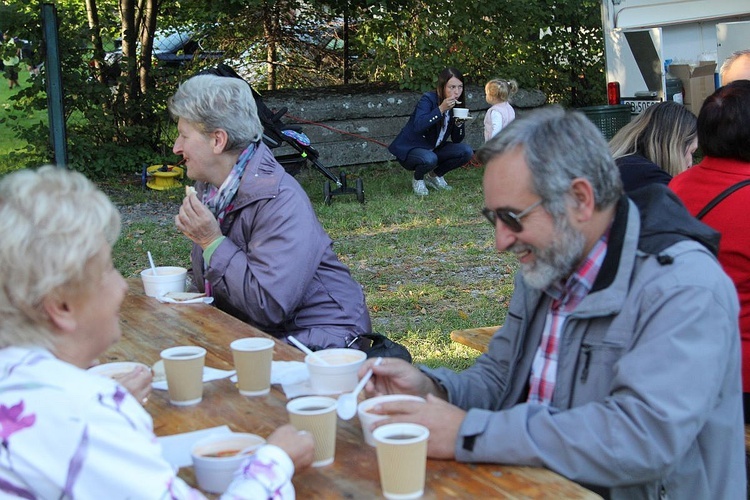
[526,233,609,405]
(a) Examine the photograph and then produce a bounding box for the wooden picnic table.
[102,278,600,498]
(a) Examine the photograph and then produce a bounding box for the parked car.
[103,29,223,71]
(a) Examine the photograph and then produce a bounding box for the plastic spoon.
[147,251,158,276]
[336,357,383,420]
[287,336,330,366]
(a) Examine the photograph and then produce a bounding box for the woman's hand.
[112,365,153,405]
[439,97,461,114]
[174,192,223,249]
[266,424,315,471]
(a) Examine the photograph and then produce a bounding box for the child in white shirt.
[484,78,518,141]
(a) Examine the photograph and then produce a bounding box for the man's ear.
[569,177,596,222]
[42,293,77,334]
[211,129,229,154]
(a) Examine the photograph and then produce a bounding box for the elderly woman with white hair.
[170,74,372,351]
[0,166,313,498]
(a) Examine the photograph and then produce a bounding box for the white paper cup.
[160,346,206,406]
[140,266,187,298]
[191,432,266,494]
[305,348,367,394]
[453,107,469,119]
[286,396,338,467]
[231,337,275,396]
[374,423,430,500]
[358,395,426,447]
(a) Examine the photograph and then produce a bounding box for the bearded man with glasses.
[359,106,745,498]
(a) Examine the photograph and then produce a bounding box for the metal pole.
[41,3,68,167]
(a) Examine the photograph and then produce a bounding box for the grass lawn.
[0,67,46,173]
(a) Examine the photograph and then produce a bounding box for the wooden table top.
[102,278,600,499]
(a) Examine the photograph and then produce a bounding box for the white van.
[602,0,750,114]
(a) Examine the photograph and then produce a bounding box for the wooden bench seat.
[450,326,500,353]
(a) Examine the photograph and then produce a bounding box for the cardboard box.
[669,61,717,115]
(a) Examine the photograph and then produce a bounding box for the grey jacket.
[424,186,746,499]
[191,143,371,349]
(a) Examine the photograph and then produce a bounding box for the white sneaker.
[424,174,453,190]
[412,179,429,196]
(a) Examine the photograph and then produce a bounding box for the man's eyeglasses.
[481,199,543,233]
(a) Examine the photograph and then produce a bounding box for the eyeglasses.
[481,199,543,232]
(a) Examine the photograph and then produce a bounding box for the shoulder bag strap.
[696,179,750,220]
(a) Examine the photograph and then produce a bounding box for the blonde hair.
[609,101,697,177]
[485,78,518,105]
[0,166,121,349]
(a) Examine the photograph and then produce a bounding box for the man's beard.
[514,216,587,290]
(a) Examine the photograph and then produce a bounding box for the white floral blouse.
[0,347,294,499]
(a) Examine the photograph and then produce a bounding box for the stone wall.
[260,84,546,169]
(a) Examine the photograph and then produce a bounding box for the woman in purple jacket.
[170,74,372,350]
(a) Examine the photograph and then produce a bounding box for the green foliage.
[2,0,606,176]
[3,3,183,177]
[352,0,606,106]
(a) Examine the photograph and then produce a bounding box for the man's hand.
[369,394,465,459]
[174,192,222,249]
[360,357,444,399]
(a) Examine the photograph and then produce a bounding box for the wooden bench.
[450,326,500,353]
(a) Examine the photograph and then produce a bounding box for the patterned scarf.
[202,143,257,296]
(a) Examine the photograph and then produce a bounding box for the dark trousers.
[399,142,473,180]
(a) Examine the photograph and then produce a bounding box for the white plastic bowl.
[305,348,367,394]
[140,266,187,298]
[453,107,469,119]
[87,361,150,378]
[191,432,266,493]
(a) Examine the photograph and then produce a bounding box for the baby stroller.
[200,64,365,205]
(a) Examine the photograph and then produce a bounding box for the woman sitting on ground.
[0,166,314,499]
[609,100,697,192]
[388,67,474,196]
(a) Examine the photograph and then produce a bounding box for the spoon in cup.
[147,251,159,276]
[336,356,383,420]
[287,336,330,366]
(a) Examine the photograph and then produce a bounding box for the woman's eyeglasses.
[481,199,542,233]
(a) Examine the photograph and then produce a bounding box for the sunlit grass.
[0,69,46,173]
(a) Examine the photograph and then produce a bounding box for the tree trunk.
[343,2,350,84]
[120,0,139,104]
[84,0,107,85]
[264,0,279,90]
[138,0,158,93]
